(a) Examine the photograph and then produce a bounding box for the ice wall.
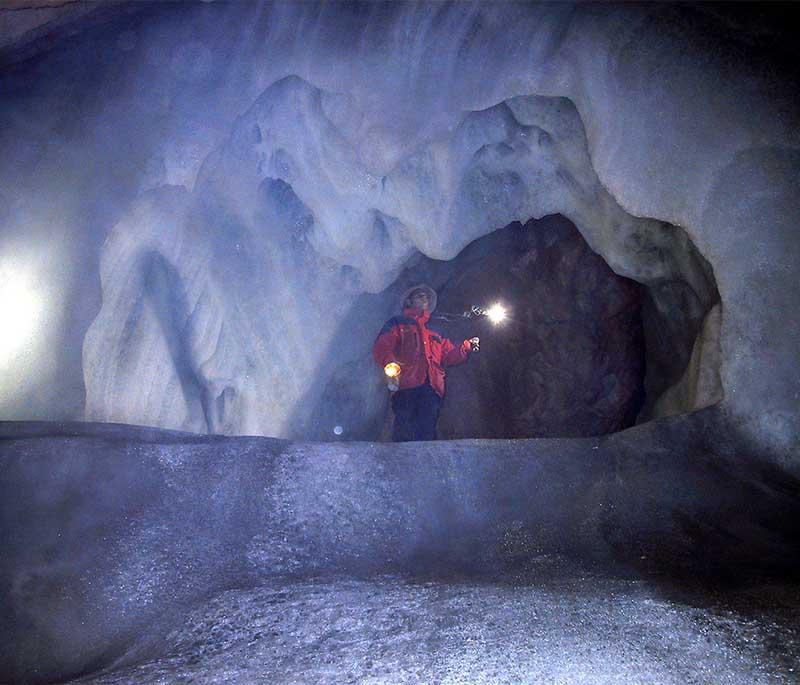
[0,2,797,462]
[82,79,712,437]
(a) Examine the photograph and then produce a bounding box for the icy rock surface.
[1,2,796,461]
[85,574,800,685]
[2,416,799,683]
[653,303,723,419]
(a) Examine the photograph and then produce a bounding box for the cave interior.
[0,2,799,684]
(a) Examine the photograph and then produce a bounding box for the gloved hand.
[469,337,480,352]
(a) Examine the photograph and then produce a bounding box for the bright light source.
[486,303,507,325]
[333,425,343,436]
[383,362,401,378]
[0,271,42,364]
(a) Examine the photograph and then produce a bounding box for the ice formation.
[0,1,798,453]
[1,4,800,683]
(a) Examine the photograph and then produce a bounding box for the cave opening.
[300,212,721,442]
[429,213,648,440]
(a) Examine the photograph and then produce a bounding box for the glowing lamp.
[383,362,401,378]
[486,303,507,325]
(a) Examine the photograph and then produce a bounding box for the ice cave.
[1,1,799,683]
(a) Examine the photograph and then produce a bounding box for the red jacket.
[373,307,471,397]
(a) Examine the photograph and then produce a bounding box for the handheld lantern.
[384,362,401,391]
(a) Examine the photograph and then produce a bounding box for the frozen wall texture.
[0,2,797,463]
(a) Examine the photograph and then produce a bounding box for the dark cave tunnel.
[300,213,721,442]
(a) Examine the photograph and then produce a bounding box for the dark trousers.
[391,383,443,442]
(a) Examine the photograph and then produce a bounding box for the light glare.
[487,303,507,324]
[0,272,42,364]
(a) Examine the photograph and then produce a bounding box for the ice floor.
[3,420,799,684]
[82,558,800,685]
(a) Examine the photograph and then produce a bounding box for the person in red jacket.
[373,284,478,441]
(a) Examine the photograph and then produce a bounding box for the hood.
[400,283,437,313]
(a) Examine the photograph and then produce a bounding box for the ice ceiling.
[0,2,798,464]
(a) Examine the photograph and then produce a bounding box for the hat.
[401,283,437,312]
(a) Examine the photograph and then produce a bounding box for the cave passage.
[397,214,646,440]
[301,213,720,442]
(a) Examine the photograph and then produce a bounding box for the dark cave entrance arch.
[297,213,721,442]
[433,214,646,439]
